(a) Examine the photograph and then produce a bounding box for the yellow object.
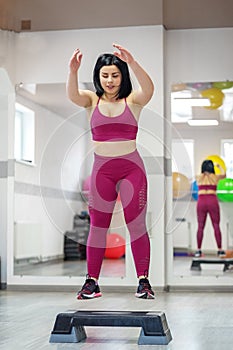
[201,88,224,109]
[206,155,226,174]
[172,172,190,199]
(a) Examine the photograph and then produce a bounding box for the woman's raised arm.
[113,43,154,106]
[66,49,94,108]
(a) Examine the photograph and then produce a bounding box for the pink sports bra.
[198,185,217,191]
[91,98,138,142]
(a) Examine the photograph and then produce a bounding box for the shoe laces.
[139,278,152,291]
[80,275,96,293]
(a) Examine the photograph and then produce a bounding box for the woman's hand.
[113,43,134,65]
[113,43,154,106]
[215,163,226,178]
[69,48,83,73]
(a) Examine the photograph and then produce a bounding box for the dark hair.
[201,160,215,174]
[93,53,132,99]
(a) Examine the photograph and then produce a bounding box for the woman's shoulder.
[127,90,151,107]
[196,174,204,184]
[83,90,98,103]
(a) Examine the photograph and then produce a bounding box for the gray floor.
[14,255,233,278]
[1,289,233,350]
[14,258,125,277]
[8,255,233,349]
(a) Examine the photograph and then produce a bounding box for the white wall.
[14,95,87,260]
[14,26,162,113]
[166,28,233,84]
[0,30,16,83]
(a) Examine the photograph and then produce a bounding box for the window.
[14,103,35,164]
[172,139,194,179]
[221,139,233,178]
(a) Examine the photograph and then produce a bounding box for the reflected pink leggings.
[196,194,222,249]
[87,150,150,279]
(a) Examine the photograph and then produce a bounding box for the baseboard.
[167,285,233,292]
[5,284,165,293]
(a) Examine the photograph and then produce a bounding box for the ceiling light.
[174,97,211,107]
[187,119,219,126]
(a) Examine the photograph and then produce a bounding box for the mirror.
[14,83,126,278]
[171,81,233,278]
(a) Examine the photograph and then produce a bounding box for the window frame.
[14,102,36,166]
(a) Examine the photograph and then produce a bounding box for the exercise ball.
[206,155,226,175]
[171,83,187,92]
[172,172,190,199]
[82,175,91,200]
[217,178,233,202]
[212,81,233,90]
[104,233,125,259]
[82,175,91,192]
[201,88,224,109]
[225,250,233,258]
[191,180,198,201]
[187,82,212,91]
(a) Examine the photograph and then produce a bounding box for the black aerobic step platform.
[191,258,233,271]
[49,310,172,345]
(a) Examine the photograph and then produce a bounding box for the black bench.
[49,310,172,345]
[191,258,233,272]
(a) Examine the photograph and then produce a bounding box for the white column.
[0,68,15,287]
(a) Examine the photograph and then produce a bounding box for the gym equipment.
[171,83,187,92]
[206,154,226,175]
[82,175,91,200]
[63,212,90,261]
[172,172,190,199]
[104,233,125,259]
[191,257,233,272]
[187,82,212,91]
[212,81,233,90]
[217,178,233,202]
[82,175,91,192]
[49,310,172,345]
[201,87,224,109]
[191,180,198,200]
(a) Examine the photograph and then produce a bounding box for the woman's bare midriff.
[198,189,216,195]
[93,139,137,157]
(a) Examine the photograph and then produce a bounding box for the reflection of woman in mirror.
[67,43,155,299]
[195,159,226,258]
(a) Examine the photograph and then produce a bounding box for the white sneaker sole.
[135,292,155,299]
[77,292,102,300]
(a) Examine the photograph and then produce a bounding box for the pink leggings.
[87,150,150,279]
[196,194,222,249]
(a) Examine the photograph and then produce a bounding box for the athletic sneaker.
[194,250,202,258]
[135,277,155,299]
[218,250,226,258]
[77,276,102,300]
